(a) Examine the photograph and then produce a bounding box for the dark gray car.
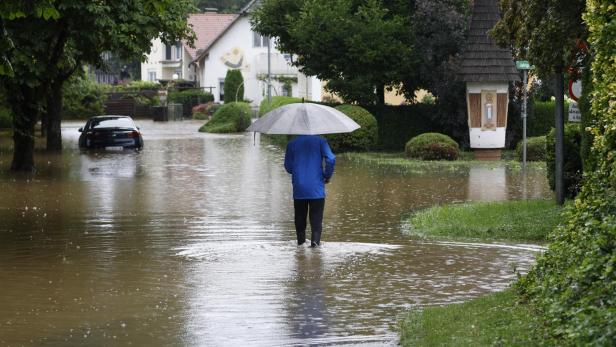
[78,115,143,150]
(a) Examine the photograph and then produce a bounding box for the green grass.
[400,289,538,346]
[405,199,562,242]
[339,152,544,175]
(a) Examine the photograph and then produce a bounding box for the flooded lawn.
[0,121,552,346]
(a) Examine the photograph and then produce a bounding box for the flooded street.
[0,120,552,346]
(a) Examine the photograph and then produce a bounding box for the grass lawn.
[339,152,544,175]
[400,288,538,346]
[405,199,562,242]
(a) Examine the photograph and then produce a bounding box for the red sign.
[569,80,582,102]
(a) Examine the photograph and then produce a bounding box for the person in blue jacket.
[284,135,336,247]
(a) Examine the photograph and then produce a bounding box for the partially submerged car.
[78,115,143,150]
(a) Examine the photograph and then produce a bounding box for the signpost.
[516,60,533,170]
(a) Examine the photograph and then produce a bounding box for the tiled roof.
[184,13,238,60]
[460,0,520,82]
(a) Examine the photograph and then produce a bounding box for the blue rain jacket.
[284,135,336,199]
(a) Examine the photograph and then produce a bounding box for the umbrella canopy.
[246,103,360,135]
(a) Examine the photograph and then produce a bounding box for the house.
[141,11,237,84]
[191,1,322,106]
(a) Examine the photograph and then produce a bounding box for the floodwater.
[0,121,552,346]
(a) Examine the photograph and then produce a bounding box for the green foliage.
[400,289,539,346]
[258,96,301,116]
[546,124,582,198]
[405,133,459,161]
[515,136,547,162]
[517,3,616,343]
[192,102,219,120]
[223,69,244,103]
[527,100,571,137]
[168,89,214,105]
[362,104,440,150]
[492,0,586,78]
[61,76,108,120]
[325,105,378,152]
[114,80,161,91]
[252,0,469,104]
[199,101,251,133]
[406,199,561,241]
[0,106,11,128]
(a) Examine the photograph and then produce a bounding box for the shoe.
[298,241,306,246]
[310,242,319,248]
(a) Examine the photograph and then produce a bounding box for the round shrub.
[326,105,378,152]
[258,96,301,116]
[515,136,547,161]
[199,102,251,133]
[405,133,459,160]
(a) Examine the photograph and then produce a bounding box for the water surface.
[0,121,552,346]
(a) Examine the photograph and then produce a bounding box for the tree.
[252,0,469,105]
[224,69,244,103]
[492,0,587,205]
[1,0,195,171]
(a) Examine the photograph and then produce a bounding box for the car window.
[90,118,134,129]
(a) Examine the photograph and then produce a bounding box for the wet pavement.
[0,120,552,346]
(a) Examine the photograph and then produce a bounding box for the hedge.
[223,69,244,103]
[527,100,571,137]
[517,4,616,344]
[515,135,547,162]
[199,101,251,133]
[326,105,378,151]
[545,123,583,198]
[258,96,302,116]
[362,104,440,151]
[168,89,214,105]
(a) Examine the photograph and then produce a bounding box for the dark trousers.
[294,198,325,245]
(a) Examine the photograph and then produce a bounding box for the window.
[165,42,182,60]
[283,53,292,63]
[219,79,225,101]
[148,70,157,82]
[252,32,270,47]
[175,43,182,60]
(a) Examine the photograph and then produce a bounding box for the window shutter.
[468,93,481,128]
[497,93,508,127]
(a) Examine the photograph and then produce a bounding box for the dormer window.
[252,32,270,48]
[165,42,182,60]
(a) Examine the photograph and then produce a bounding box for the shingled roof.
[459,0,520,82]
[184,12,238,60]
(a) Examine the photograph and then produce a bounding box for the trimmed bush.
[515,136,547,161]
[223,69,244,103]
[326,105,378,152]
[405,133,459,160]
[168,89,214,105]
[62,76,109,119]
[545,123,582,198]
[199,101,251,133]
[258,96,301,116]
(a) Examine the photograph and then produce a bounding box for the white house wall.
[199,16,321,107]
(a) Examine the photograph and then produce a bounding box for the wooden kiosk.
[459,0,520,160]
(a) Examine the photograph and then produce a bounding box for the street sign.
[516,60,532,70]
[569,102,581,122]
[569,79,582,101]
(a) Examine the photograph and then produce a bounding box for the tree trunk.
[40,112,47,137]
[46,80,63,151]
[554,70,565,205]
[376,84,385,105]
[10,88,39,171]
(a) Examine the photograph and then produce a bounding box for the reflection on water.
[0,121,552,345]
